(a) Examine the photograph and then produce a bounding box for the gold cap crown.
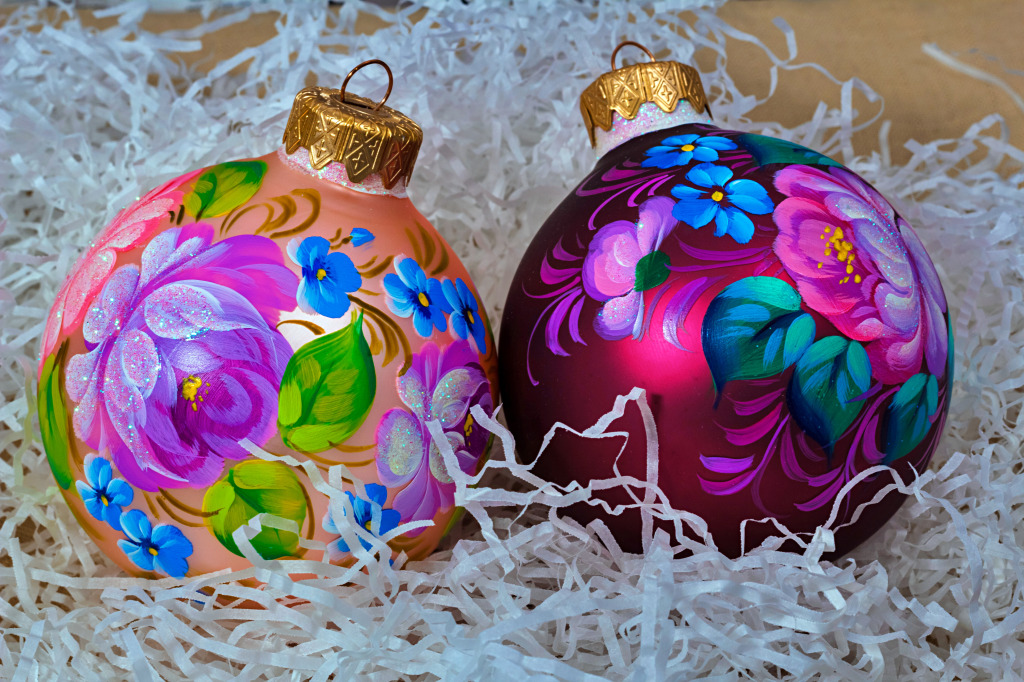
[283,59,422,189]
[579,41,711,147]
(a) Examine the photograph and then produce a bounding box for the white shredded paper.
[1,1,1023,679]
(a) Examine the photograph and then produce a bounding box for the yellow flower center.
[316,268,327,281]
[818,226,861,284]
[711,190,725,202]
[148,546,159,556]
[418,292,431,307]
[680,144,696,152]
[464,414,475,438]
[181,375,209,412]
[100,495,109,506]
[466,310,475,325]
[364,519,374,532]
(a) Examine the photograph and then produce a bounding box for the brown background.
[3,1,1022,166]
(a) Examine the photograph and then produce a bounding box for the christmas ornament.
[38,60,498,579]
[499,42,952,558]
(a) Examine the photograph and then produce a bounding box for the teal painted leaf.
[634,251,670,291]
[38,340,75,489]
[702,276,816,392]
[202,459,308,559]
[183,161,267,219]
[735,133,843,168]
[883,374,939,463]
[788,336,872,456]
[278,311,376,453]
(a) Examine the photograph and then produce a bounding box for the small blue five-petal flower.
[76,455,134,531]
[289,236,362,318]
[642,134,738,169]
[670,163,774,244]
[117,509,194,578]
[383,257,452,337]
[442,278,487,353]
[322,483,401,558]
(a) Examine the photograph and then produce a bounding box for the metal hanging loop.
[340,58,394,112]
[610,41,657,70]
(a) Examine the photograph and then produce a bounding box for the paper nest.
[1,1,1022,680]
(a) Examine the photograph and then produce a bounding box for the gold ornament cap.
[283,59,422,189]
[579,41,711,147]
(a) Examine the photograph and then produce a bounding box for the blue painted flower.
[670,163,774,244]
[117,509,193,578]
[322,483,401,558]
[288,236,362,318]
[75,455,134,531]
[383,257,452,337]
[642,134,737,169]
[349,228,374,247]
[442,278,487,353]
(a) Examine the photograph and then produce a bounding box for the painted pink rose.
[65,224,298,490]
[40,169,201,366]
[772,165,947,383]
[582,196,678,340]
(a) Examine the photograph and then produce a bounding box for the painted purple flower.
[65,224,298,491]
[772,165,948,383]
[581,196,678,340]
[375,340,492,529]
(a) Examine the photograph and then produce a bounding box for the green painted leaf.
[701,276,816,392]
[278,311,376,453]
[183,161,267,219]
[38,340,75,489]
[883,373,939,463]
[735,133,843,168]
[202,460,308,559]
[787,336,872,457]
[634,251,670,291]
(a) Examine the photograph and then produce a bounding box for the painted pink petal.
[594,290,642,340]
[634,196,678,254]
[82,264,141,345]
[390,466,447,530]
[376,409,424,486]
[397,367,428,421]
[116,329,161,398]
[772,198,873,336]
[582,221,642,301]
[64,250,118,343]
[39,169,199,363]
[429,368,486,430]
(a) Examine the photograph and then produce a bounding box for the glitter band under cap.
[592,99,714,158]
[277,146,408,197]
